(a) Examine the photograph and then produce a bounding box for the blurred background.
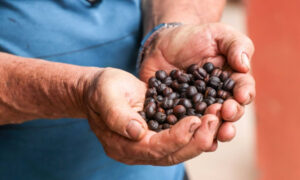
[186,0,300,179]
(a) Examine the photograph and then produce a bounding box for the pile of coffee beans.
[138,62,235,132]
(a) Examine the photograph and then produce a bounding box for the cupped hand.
[139,23,255,142]
[86,68,221,165]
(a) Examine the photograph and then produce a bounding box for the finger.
[221,99,245,122]
[205,103,222,117]
[231,73,256,105]
[157,115,220,165]
[126,116,202,160]
[206,139,218,152]
[105,104,148,141]
[217,122,236,142]
[213,23,255,73]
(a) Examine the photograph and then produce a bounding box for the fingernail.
[241,53,250,70]
[230,106,238,120]
[208,119,218,131]
[126,120,144,140]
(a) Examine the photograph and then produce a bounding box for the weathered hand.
[87,68,220,165]
[139,23,255,143]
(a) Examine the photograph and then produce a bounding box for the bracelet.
[136,22,183,70]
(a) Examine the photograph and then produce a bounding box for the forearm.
[0,52,102,125]
[142,0,226,35]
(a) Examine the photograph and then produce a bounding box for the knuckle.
[165,155,180,166]
[174,132,190,146]
[146,150,164,160]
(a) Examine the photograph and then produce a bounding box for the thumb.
[104,104,148,141]
[214,24,255,73]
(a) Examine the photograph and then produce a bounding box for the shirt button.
[87,0,101,5]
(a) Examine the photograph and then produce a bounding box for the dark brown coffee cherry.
[155,70,168,81]
[166,109,173,115]
[208,76,221,89]
[173,105,186,117]
[211,68,222,77]
[203,62,215,73]
[187,108,196,116]
[154,112,167,123]
[163,76,173,86]
[216,98,224,104]
[173,98,181,107]
[205,96,216,106]
[167,114,177,125]
[223,78,235,91]
[205,87,217,98]
[196,114,203,118]
[148,77,160,88]
[157,83,167,93]
[146,87,157,97]
[167,92,177,100]
[220,71,230,81]
[178,83,189,93]
[162,123,171,129]
[170,69,178,79]
[217,89,230,99]
[177,73,190,83]
[161,98,174,109]
[192,93,203,104]
[179,98,193,109]
[157,107,165,113]
[148,120,159,130]
[145,103,156,118]
[186,86,198,97]
[193,67,207,80]
[156,95,164,102]
[163,87,173,96]
[194,80,206,93]
[138,111,146,121]
[187,64,198,74]
[144,97,155,106]
[171,80,180,90]
[195,102,207,114]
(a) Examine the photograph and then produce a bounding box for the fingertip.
[217,122,236,142]
[126,120,147,141]
[221,99,237,121]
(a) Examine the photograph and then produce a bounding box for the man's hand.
[86,68,221,165]
[139,23,255,142]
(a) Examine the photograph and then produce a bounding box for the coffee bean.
[163,76,173,86]
[173,98,181,107]
[194,80,206,93]
[187,64,198,74]
[173,105,186,117]
[208,76,221,89]
[193,67,207,80]
[156,95,164,102]
[220,71,230,81]
[192,93,203,104]
[167,114,177,125]
[171,80,180,90]
[216,98,224,104]
[146,104,156,118]
[154,112,167,123]
[157,107,165,113]
[163,87,173,96]
[144,97,155,106]
[217,89,229,99]
[162,123,171,129]
[148,120,159,130]
[205,87,217,98]
[195,102,207,114]
[146,87,157,97]
[223,78,235,91]
[205,96,216,106]
[138,111,146,121]
[187,108,196,116]
[180,92,187,98]
[177,73,190,83]
[157,83,167,93]
[158,124,163,132]
[155,70,168,81]
[148,77,160,88]
[167,92,177,100]
[170,69,178,79]
[161,98,174,109]
[178,83,189,93]
[203,62,215,73]
[211,68,222,77]
[166,109,173,115]
[179,98,193,109]
[186,86,198,97]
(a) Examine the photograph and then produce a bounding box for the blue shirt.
[0,1,185,180]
